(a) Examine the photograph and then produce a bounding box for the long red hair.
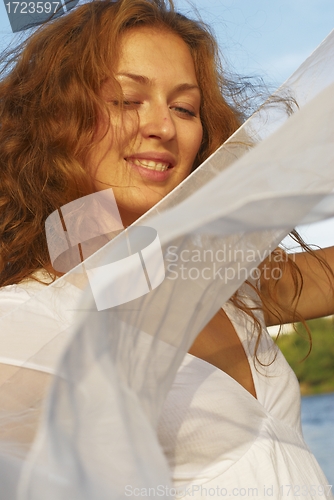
[0,0,243,286]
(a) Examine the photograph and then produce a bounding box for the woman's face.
[88,27,203,226]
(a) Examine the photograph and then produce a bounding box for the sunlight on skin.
[87,27,203,227]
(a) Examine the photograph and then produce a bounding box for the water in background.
[301,392,334,486]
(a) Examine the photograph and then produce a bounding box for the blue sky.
[176,0,334,85]
[0,0,333,247]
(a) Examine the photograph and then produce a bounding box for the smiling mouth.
[127,158,171,172]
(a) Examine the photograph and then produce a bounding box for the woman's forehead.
[116,27,198,85]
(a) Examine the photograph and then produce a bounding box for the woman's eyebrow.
[117,72,151,85]
[116,72,200,93]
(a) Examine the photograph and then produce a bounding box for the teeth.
[130,159,170,171]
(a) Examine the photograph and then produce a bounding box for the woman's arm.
[260,246,334,326]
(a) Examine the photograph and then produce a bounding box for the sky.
[0,0,333,248]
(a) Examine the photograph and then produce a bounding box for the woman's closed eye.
[171,105,197,118]
[108,98,198,117]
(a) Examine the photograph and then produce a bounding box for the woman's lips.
[125,156,174,181]
[131,158,170,171]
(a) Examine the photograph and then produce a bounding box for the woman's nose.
[140,103,176,142]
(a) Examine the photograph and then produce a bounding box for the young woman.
[0,0,333,498]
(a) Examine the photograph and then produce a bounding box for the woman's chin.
[118,197,164,225]
[118,204,155,227]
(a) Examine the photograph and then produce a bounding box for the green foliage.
[276,317,334,395]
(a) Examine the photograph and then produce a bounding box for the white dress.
[157,302,333,499]
[0,279,332,499]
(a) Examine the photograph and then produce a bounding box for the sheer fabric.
[0,29,334,500]
[157,299,331,498]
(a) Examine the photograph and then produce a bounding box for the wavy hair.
[0,0,246,286]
